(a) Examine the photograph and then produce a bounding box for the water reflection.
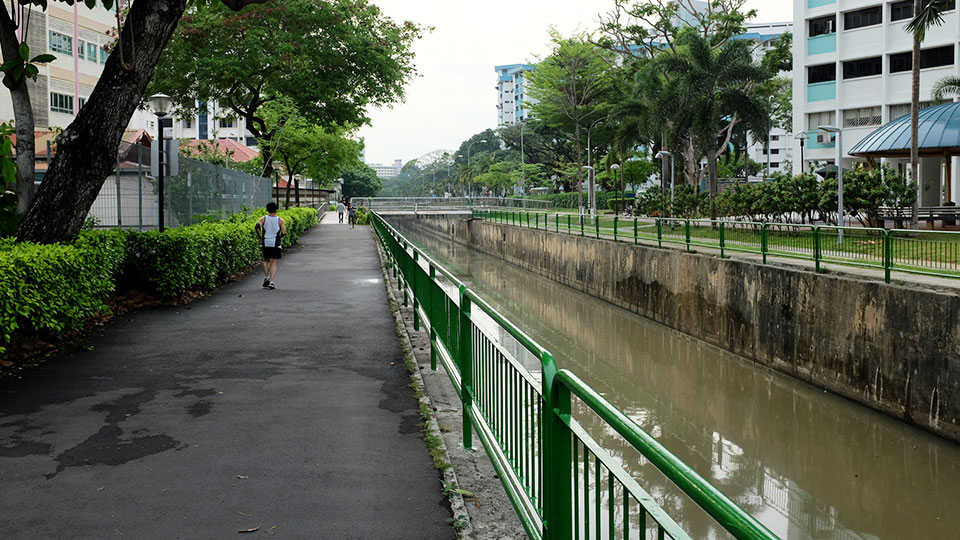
[393,220,960,540]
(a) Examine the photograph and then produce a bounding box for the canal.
[391,219,960,540]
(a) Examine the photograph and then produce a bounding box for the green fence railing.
[372,213,779,540]
[474,209,960,283]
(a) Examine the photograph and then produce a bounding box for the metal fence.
[474,210,960,283]
[353,196,552,211]
[38,141,274,229]
[373,213,779,540]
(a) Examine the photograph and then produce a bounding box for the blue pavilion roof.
[849,101,960,157]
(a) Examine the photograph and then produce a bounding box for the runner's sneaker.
[262,278,270,288]
[268,281,276,290]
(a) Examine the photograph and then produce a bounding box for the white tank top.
[262,215,282,248]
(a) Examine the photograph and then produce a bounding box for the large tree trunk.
[682,139,698,186]
[17,0,188,243]
[910,0,921,229]
[0,7,36,213]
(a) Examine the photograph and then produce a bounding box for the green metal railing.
[372,213,779,540]
[474,209,960,283]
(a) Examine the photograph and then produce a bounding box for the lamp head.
[581,165,595,171]
[148,94,173,117]
[655,150,672,158]
[610,164,620,170]
[271,160,282,170]
[795,131,810,141]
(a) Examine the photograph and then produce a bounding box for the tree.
[931,75,960,103]
[527,30,615,212]
[653,30,771,217]
[4,0,279,244]
[906,0,949,226]
[341,164,381,199]
[151,0,422,175]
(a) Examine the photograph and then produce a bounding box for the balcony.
[807,33,836,56]
[807,81,837,102]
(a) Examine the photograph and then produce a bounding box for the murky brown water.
[394,220,960,540]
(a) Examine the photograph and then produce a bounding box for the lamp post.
[818,125,843,244]
[581,165,596,215]
[148,93,173,232]
[520,122,526,208]
[655,150,674,210]
[794,131,809,173]
[585,118,605,215]
[610,163,621,213]
[272,160,282,207]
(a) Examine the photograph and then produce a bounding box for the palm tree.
[905,0,948,226]
[654,30,771,218]
[931,76,960,103]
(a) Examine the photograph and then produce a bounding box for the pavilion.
[849,101,960,205]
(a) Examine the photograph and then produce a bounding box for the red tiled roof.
[181,139,259,163]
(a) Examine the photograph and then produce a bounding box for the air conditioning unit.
[817,132,834,144]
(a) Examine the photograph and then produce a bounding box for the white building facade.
[793,0,960,203]
[495,64,537,126]
[368,159,403,179]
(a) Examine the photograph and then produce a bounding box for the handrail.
[471,209,960,284]
[371,212,780,540]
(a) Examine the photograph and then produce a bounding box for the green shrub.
[356,207,372,225]
[0,208,317,357]
[529,191,628,210]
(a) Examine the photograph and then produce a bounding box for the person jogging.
[337,200,346,223]
[255,202,286,290]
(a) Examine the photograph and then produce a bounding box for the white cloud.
[358,0,792,165]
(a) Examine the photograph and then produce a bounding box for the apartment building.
[495,64,537,126]
[129,103,257,148]
[369,159,404,179]
[793,0,960,202]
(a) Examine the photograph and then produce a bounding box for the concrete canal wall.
[391,215,960,443]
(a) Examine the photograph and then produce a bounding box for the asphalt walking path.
[0,219,454,539]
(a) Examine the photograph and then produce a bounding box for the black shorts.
[262,246,282,260]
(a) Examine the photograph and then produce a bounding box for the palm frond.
[931,75,960,104]
[905,0,946,42]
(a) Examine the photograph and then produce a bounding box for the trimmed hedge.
[529,191,632,210]
[0,208,317,356]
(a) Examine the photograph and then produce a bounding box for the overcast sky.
[358,1,793,165]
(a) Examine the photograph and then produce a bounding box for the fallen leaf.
[237,475,249,480]
[238,527,259,533]
[97,487,105,491]
[238,511,252,516]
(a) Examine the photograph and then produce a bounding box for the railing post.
[595,215,600,239]
[412,252,420,331]
[719,221,725,259]
[429,264,437,370]
[813,226,822,273]
[761,223,769,265]
[884,230,892,283]
[580,215,584,237]
[613,216,619,242]
[555,213,559,232]
[458,286,474,450]
[535,213,539,229]
[634,217,638,245]
[657,219,663,248]
[541,353,572,540]
[567,215,571,234]
[684,219,691,252]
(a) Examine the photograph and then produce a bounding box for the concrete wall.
[393,215,960,443]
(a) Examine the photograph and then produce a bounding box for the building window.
[183,117,193,129]
[77,40,85,60]
[770,162,780,169]
[219,117,235,128]
[50,92,73,114]
[889,102,932,119]
[78,97,86,110]
[86,42,98,63]
[844,6,882,30]
[771,149,780,155]
[808,63,836,84]
[809,15,835,37]
[843,57,882,79]
[890,45,955,73]
[891,0,955,22]
[807,111,836,131]
[843,106,882,127]
[100,47,108,64]
[49,31,72,55]
[771,135,779,141]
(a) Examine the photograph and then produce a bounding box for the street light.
[148,94,173,231]
[581,165,596,216]
[655,150,674,209]
[818,125,843,244]
[610,163,621,214]
[520,122,526,208]
[794,131,809,173]
[586,118,605,215]
[271,160,282,207]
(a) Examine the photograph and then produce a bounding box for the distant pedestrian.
[255,202,286,290]
[337,200,346,223]
[348,203,357,229]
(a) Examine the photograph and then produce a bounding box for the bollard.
[458,286,474,449]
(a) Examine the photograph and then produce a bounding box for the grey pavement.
[0,222,454,539]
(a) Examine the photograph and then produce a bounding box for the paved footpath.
[0,221,454,539]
